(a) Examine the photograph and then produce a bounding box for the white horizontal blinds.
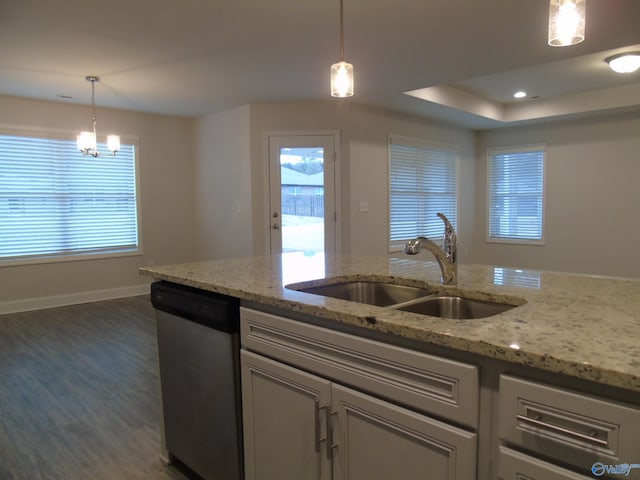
[0,134,138,261]
[389,138,457,243]
[488,147,544,241]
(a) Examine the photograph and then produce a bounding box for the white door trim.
[262,130,341,255]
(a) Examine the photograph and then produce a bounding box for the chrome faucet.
[404,212,457,285]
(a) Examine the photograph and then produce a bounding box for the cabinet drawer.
[241,307,479,428]
[499,375,640,474]
[498,446,593,480]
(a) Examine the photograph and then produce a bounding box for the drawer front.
[241,307,479,428]
[498,446,593,480]
[499,375,640,474]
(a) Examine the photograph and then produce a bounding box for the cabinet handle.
[315,401,328,453]
[326,409,338,460]
[516,414,609,447]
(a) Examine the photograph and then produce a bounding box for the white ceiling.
[2,0,640,129]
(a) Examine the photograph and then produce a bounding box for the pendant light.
[77,76,120,157]
[548,0,586,47]
[330,0,354,97]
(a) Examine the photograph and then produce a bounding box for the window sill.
[485,237,545,246]
[0,248,143,268]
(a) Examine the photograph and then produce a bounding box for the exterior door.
[268,134,337,255]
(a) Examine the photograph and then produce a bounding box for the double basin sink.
[286,279,524,320]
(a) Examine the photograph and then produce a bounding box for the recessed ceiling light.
[513,91,527,99]
[606,53,640,74]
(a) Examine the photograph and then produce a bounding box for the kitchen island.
[140,252,640,393]
[141,253,640,480]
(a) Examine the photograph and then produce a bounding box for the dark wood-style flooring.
[0,296,191,480]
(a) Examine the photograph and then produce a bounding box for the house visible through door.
[268,134,337,256]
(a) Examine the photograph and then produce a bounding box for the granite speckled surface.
[140,253,640,393]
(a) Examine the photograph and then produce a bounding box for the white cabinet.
[242,350,476,480]
[331,383,476,480]
[241,350,331,480]
[240,306,479,428]
[497,446,593,480]
[240,308,478,480]
[498,375,640,480]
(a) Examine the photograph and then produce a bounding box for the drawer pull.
[515,414,609,447]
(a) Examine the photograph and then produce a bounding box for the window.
[0,130,140,264]
[389,136,458,251]
[487,145,545,244]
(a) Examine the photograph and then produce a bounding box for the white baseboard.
[0,283,151,315]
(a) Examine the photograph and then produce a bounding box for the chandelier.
[77,76,120,157]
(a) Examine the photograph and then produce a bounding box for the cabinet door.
[241,350,332,480]
[498,446,593,480]
[331,384,477,480]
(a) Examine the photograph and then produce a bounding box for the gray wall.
[249,102,476,259]
[471,112,640,279]
[194,105,253,260]
[0,95,196,309]
[2,96,638,310]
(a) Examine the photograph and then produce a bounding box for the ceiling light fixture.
[548,0,585,47]
[513,91,527,99]
[330,0,354,97]
[77,76,120,157]
[606,53,640,74]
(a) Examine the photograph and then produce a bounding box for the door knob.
[272,223,280,230]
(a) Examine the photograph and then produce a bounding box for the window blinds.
[0,134,139,262]
[488,146,544,242]
[389,137,458,246]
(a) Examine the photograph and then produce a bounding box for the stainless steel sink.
[287,277,524,319]
[289,281,433,307]
[396,295,517,319]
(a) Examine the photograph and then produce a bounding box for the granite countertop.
[140,253,640,393]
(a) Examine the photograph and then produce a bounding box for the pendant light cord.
[339,0,345,62]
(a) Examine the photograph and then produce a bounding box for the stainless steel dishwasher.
[151,281,243,480]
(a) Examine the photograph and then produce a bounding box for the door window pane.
[280,147,325,255]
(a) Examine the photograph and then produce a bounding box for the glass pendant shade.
[548,0,586,47]
[330,61,354,97]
